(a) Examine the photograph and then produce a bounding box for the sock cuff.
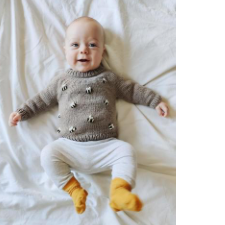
[63,177,81,196]
[110,177,132,194]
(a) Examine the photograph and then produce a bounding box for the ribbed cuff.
[149,94,162,109]
[16,108,29,121]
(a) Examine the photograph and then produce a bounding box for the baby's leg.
[93,139,142,212]
[109,141,143,212]
[40,140,88,214]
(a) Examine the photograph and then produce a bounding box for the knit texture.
[109,178,143,212]
[16,65,162,142]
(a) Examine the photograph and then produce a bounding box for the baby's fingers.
[157,107,168,117]
[156,107,163,116]
[9,112,21,126]
[13,113,21,121]
[161,106,169,117]
[10,122,17,126]
[9,119,17,126]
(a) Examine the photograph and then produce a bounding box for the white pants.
[40,138,137,189]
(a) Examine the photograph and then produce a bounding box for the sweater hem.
[61,132,118,142]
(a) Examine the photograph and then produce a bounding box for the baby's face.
[64,20,105,72]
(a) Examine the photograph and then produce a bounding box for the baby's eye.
[89,43,97,47]
[71,43,79,47]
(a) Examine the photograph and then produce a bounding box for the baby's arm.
[115,74,169,117]
[8,75,61,126]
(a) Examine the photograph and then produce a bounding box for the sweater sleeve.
[16,75,61,121]
[115,74,162,109]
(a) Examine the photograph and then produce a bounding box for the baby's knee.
[121,143,136,158]
[40,143,61,168]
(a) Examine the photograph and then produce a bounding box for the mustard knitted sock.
[109,178,143,212]
[63,177,88,214]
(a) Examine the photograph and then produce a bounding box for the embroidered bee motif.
[62,84,67,91]
[70,102,77,108]
[102,78,107,83]
[104,100,109,105]
[57,128,61,133]
[86,87,92,94]
[87,115,94,123]
[69,126,76,133]
[108,123,114,130]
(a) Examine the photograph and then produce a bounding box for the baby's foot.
[71,188,88,214]
[109,178,143,212]
[63,177,88,214]
[110,187,143,212]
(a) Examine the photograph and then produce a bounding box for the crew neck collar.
[66,65,105,78]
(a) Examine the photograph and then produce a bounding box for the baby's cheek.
[94,53,103,64]
[67,52,76,65]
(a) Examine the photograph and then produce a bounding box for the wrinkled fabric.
[0,0,176,224]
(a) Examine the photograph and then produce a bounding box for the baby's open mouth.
[78,59,89,62]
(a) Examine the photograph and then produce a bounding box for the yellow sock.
[109,178,143,212]
[63,177,88,214]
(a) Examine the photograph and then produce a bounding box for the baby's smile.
[77,59,90,62]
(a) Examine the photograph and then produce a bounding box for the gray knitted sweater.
[17,65,162,142]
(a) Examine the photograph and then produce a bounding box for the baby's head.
[64,17,105,72]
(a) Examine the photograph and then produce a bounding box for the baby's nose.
[80,45,88,54]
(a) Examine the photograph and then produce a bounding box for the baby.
[9,17,169,214]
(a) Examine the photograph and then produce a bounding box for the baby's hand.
[155,102,169,117]
[9,112,21,126]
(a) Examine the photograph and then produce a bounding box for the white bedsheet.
[0,0,176,224]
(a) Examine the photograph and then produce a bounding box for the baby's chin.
[71,64,101,72]
[76,68,90,72]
